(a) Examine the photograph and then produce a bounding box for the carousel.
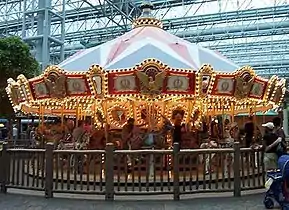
[5,3,286,152]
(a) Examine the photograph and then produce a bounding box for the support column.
[22,0,65,70]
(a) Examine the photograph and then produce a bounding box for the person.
[230,122,239,141]
[244,116,254,147]
[121,118,143,150]
[199,116,209,141]
[209,117,220,144]
[160,110,186,146]
[12,125,18,147]
[273,117,287,157]
[29,127,36,148]
[72,120,89,150]
[224,119,235,148]
[171,110,185,145]
[262,122,282,173]
[121,118,144,167]
[83,117,92,133]
[223,119,231,140]
[72,120,90,173]
[26,124,32,139]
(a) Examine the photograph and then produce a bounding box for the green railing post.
[233,142,241,197]
[173,142,180,201]
[0,142,8,193]
[105,143,114,201]
[45,142,54,198]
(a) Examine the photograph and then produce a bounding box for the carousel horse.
[199,138,218,174]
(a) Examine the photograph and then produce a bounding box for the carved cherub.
[45,75,67,98]
[136,71,165,94]
[234,74,254,99]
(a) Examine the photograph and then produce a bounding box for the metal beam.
[226,51,289,59]
[1,4,288,39]
[84,0,125,30]
[178,20,289,42]
[162,5,289,30]
[238,60,289,67]
[209,39,289,51]
[1,0,211,32]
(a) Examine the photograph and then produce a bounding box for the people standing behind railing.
[12,124,18,147]
[209,118,221,143]
[171,110,185,147]
[199,116,209,141]
[72,120,89,150]
[223,119,235,147]
[26,124,32,140]
[229,122,239,142]
[273,117,287,157]
[244,116,255,148]
[29,126,37,148]
[160,110,193,148]
[262,122,282,174]
[121,118,145,150]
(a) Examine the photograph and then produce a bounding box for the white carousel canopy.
[59,26,238,72]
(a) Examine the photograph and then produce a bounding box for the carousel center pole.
[76,100,79,127]
[101,100,109,144]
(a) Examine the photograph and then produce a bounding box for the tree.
[0,36,40,118]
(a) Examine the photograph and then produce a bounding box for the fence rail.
[0,142,265,200]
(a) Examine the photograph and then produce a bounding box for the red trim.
[249,78,268,99]
[108,71,139,95]
[211,75,235,96]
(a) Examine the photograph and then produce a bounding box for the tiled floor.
[0,191,268,210]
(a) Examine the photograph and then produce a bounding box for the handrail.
[0,142,265,201]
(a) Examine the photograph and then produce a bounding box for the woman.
[121,118,143,150]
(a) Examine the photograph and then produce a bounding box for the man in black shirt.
[161,110,185,146]
[244,116,254,147]
[172,110,185,145]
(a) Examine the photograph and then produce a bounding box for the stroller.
[264,155,289,209]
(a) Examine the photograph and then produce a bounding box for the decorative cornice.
[132,17,163,29]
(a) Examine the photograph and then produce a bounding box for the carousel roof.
[5,3,287,129]
[59,23,238,72]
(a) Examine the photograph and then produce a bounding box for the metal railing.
[0,142,265,200]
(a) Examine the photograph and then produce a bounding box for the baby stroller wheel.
[264,197,274,209]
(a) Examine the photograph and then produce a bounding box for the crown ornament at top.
[132,1,163,29]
